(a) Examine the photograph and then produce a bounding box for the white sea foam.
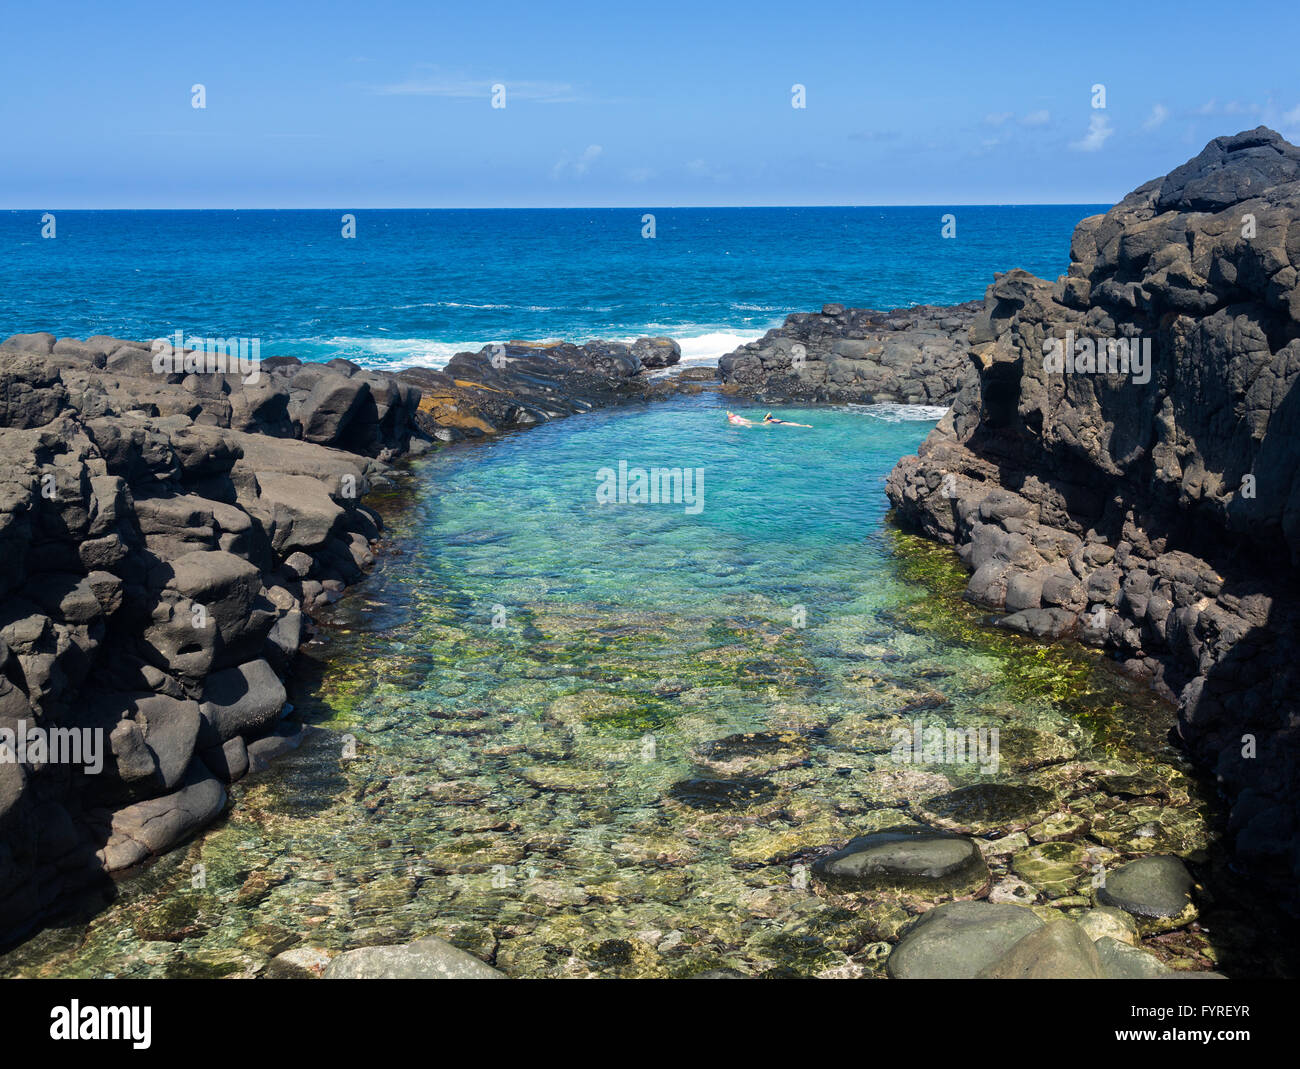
[293,327,767,371]
[309,336,474,368]
[673,331,763,363]
[845,402,950,422]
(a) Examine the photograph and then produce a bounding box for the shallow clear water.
[4,393,1247,978]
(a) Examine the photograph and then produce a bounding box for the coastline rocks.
[323,936,504,978]
[399,336,691,441]
[94,764,228,872]
[632,336,682,369]
[885,127,1300,909]
[0,335,427,943]
[719,302,979,405]
[198,659,287,743]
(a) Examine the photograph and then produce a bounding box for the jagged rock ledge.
[885,127,1300,907]
[0,330,691,946]
[718,302,980,405]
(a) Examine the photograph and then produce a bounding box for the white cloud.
[1143,103,1169,130]
[1282,104,1300,126]
[1020,109,1051,127]
[686,159,731,182]
[1070,113,1114,152]
[984,111,1013,126]
[551,144,603,180]
[1195,99,1259,117]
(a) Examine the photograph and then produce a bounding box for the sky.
[3,0,1298,208]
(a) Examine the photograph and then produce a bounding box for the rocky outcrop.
[886,128,1300,905]
[0,330,675,946]
[718,302,979,404]
[0,335,428,944]
[396,337,688,441]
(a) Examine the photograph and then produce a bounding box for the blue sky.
[3,0,1298,208]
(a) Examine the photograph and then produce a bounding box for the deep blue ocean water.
[1,206,1104,369]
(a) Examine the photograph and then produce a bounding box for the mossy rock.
[581,937,666,978]
[827,713,911,753]
[745,931,842,976]
[164,948,256,979]
[1089,804,1211,854]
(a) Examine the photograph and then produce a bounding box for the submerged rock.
[977,918,1103,979]
[1097,856,1198,932]
[1078,906,1140,946]
[668,776,777,811]
[694,731,810,776]
[324,935,503,978]
[1010,840,1091,899]
[886,900,1044,979]
[916,783,1054,835]
[812,826,989,897]
[1095,936,1172,978]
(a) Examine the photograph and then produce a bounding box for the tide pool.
[2,393,1233,978]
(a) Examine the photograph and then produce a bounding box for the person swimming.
[762,412,812,427]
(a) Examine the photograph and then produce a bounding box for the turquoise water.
[0,205,1104,366]
[2,394,1232,978]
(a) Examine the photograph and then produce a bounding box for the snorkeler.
[762,411,812,427]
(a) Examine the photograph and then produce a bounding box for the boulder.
[812,827,989,896]
[96,764,227,872]
[977,918,1103,979]
[198,658,286,743]
[887,900,1044,978]
[1097,856,1198,932]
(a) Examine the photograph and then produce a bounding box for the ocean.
[1,205,1104,368]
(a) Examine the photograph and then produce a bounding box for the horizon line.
[2,201,1115,212]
